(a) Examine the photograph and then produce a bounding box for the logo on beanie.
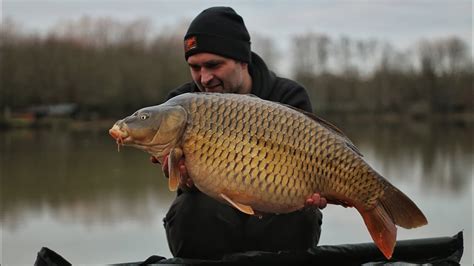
[184,36,197,53]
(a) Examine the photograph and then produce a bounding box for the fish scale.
[184,95,332,208]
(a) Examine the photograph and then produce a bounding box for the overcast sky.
[3,0,473,73]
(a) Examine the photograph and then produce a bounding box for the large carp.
[109,92,427,259]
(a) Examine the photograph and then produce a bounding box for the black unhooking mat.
[34,231,464,265]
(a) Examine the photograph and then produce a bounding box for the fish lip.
[109,125,130,142]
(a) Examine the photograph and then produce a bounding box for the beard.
[197,81,242,94]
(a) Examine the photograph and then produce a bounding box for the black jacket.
[166,52,312,113]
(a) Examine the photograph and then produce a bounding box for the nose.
[200,69,213,85]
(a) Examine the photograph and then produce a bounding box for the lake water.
[1,122,472,265]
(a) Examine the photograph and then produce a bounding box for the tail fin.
[359,181,428,259]
[380,184,428,229]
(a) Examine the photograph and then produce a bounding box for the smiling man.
[187,53,252,94]
[161,6,325,259]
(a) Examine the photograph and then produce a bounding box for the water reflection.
[1,129,175,230]
[338,121,472,193]
[1,123,472,264]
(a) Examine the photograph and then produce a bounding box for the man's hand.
[150,155,194,189]
[305,193,327,209]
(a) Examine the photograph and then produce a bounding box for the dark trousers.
[163,191,323,259]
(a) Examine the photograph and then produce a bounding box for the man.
[156,6,326,259]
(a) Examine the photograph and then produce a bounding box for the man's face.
[187,53,248,94]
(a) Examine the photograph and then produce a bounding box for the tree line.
[1,17,472,119]
[292,33,473,116]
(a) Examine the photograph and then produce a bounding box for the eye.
[190,64,200,71]
[139,113,149,120]
[204,62,220,69]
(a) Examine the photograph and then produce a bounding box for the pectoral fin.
[220,193,255,215]
[168,148,183,192]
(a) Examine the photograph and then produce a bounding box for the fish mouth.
[109,124,131,151]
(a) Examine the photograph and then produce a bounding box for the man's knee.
[163,191,244,258]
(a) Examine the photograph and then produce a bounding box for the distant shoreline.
[1,112,472,131]
[319,112,474,126]
[0,117,116,131]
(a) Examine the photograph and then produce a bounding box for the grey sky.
[4,0,472,44]
[3,0,473,73]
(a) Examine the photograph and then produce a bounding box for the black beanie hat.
[184,7,251,63]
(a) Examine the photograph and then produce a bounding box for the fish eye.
[139,113,150,120]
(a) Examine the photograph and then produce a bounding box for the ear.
[239,61,249,70]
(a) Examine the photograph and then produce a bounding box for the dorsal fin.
[283,104,363,157]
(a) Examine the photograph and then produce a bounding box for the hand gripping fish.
[109,93,427,259]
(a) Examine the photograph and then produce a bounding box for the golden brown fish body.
[179,94,377,212]
[109,92,427,259]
